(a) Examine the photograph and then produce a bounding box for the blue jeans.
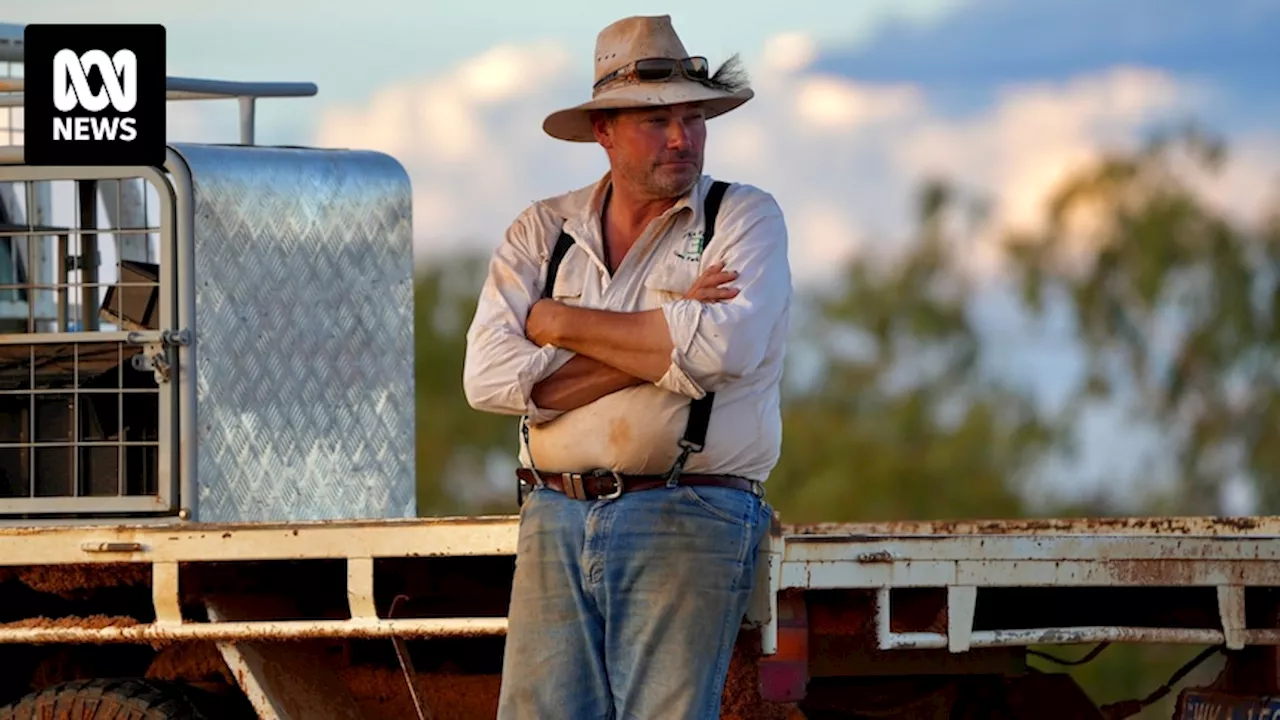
[497,481,772,720]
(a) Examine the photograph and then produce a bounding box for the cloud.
[310,31,1280,290]
[891,67,1192,270]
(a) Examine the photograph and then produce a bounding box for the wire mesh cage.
[0,168,172,515]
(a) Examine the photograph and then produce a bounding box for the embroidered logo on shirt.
[675,230,707,262]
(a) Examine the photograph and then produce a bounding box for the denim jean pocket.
[679,484,760,527]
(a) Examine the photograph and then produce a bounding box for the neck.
[605,176,681,237]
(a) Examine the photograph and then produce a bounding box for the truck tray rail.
[2,514,1279,658]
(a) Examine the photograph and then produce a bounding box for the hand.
[683,262,739,302]
[525,298,561,347]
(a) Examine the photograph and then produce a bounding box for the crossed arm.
[527,264,739,411]
[462,194,790,424]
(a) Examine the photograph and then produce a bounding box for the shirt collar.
[546,171,710,272]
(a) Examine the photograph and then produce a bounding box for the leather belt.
[516,468,762,501]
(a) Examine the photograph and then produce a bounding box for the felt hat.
[543,15,753,142]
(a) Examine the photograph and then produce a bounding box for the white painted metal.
[346,556,378,621]
[881,627,1230,650]
[152,561,182,625]
[1219,585,1247,650]
[783,534,1280,563]
[754,528,784,655]
[0,516,520,564]
[5,515,1280,655]
[947,586,976,653]
[785,558,1280,589]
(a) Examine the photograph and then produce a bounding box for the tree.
[413,253,522,516]
[766,180,1056,524]
[1002,127,1280,515]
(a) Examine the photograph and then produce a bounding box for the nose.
[666,118,692,150]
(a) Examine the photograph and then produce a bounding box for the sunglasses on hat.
[594,56,710,92]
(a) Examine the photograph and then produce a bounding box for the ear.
[590,111,615,148]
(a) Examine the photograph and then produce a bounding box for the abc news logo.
[24,24,165,167]
[53,49,140,142]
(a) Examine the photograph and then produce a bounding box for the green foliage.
[413,253,520,516]
[766,179,1055,524]
[1002,126,1280,513]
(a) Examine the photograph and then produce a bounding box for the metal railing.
[0,76,317,147]
[0,21,318,146]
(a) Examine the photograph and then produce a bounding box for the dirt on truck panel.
[789,515,1280,537]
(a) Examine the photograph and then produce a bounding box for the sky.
[3,0,1278,512]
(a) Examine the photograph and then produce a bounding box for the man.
[463,14,792,720]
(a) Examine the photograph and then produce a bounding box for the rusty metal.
[216,641,367,720]
[886,627,1231,650]
[767,521,1280,659]
[0,616,508,644]
[788,515,1280,538]
[6,511,1280,667]
[208,602,367,720]
[204,596,373,720]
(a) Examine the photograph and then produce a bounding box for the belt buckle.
[594,469,624,500]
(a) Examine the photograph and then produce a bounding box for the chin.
[656,167,699,195]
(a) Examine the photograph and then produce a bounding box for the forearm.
[546,305,675,383]
[463,327,574,423]
[529,354,646,412]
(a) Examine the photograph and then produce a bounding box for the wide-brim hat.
[543,15,754,143]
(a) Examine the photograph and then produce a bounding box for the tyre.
[0,677,242,720]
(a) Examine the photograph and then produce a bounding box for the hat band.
[592,56,709,97]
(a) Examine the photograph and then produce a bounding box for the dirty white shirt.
[463,172,792,483]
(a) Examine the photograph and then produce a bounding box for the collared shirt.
[463,172,792,483]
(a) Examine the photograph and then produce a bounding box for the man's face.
[595,102,708,200]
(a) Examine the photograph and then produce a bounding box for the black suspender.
[666,179,729,482]
[541,230,576,301]
[527,180,731,494]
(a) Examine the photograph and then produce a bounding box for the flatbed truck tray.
[3,514,1279,650]
[3,514,1280,719]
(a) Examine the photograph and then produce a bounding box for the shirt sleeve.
[656,188,792,398]
[463,206,576,425]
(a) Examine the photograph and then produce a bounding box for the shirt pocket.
[643,258,699,305]
[545,244,591,304]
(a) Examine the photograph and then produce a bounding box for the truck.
[1,22,1279,720]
